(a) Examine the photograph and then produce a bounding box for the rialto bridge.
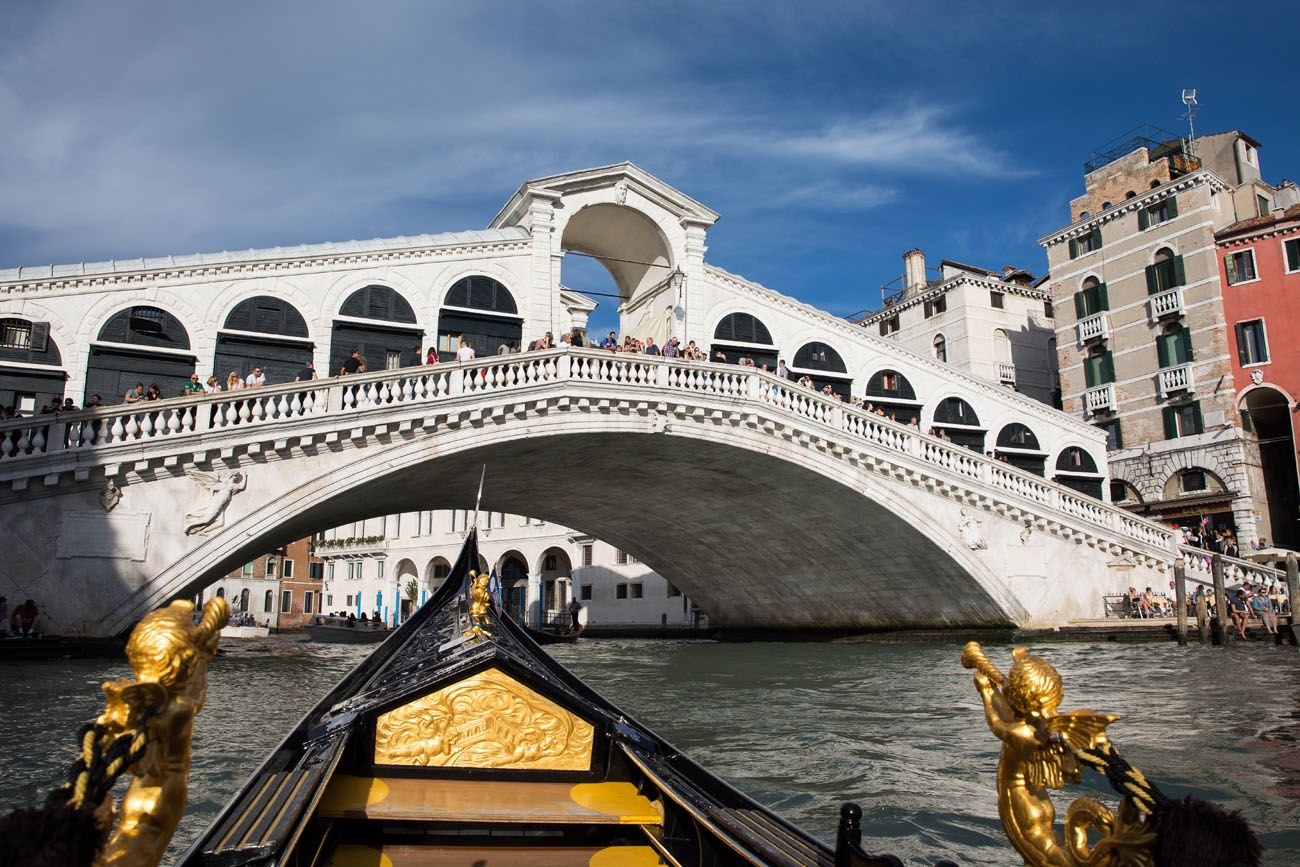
[1,163,1277,637]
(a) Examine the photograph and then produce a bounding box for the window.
[326,594,333,606]
[346,594,353,606]
[933,397,979,426]
[990,290,1004,309]
[1109,480,1129,502]
[263,590,273,612]
[616,550,629,565]
[1257,194,1270,218]
[1138,197,1178,230]
[1083,350,1115,387]
[1096,419,1123,450]
[1235,320,1269,366]
[713,312,774,345]
[924,296,947,318]
[630,583,644,599]
[1180,470,1207,492]
[1145,249,1185,294]
[544,554,558,571]
[1224,249,1257,285]
[347,562,358,580]
[1074,278,1108,318]
[667,583,682,598]
[281,590,293,612]
[303,591,314,614]
[0,319,32,349]
[580,584,592,600]
[932,334,946,362]
[377,561,385,579]
[879,316,899,336]
[1162,402,1204,439]
[242,562,253,576]
[282,559,294,579]
[1156,325,1194,368]
[1044,300,1053,318]
[581,544,593,567]
[1069,227,1103,259]
[1285,238,1300,273]
[265,556,276,577]
[215,587,225,598]
[309,562,324,581]
[616,584,628,599]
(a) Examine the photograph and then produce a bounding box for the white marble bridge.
[0,347,1256,638]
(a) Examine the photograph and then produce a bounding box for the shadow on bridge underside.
[163,431,1018,634]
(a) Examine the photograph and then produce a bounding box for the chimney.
[903,248,926,293]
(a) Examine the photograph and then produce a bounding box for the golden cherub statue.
[961,642,1154,867]
[93,596,229,866]
[463,571,492,641]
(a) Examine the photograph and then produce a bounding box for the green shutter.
[1167,196,1178,218]
[1069,238,1079,259]
[1091,227,1103,250]
[1235,323,1249,365]
[1112,421,1123,449]
[1074,291,1085,319]
[1163,407,1177,439]
[1172,255,1186,287]
[1191,402,1204,434]
[1179,326,1193,362]
[1225,253,1239,284]
[1157,334,1170,368]
[1084,356,1096,388]
[1097,282,1109,310]
[1145,264,1158,294]
[1101,351,1115,383]
[1138,207,1150,231]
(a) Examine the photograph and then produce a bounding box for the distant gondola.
[304,614,390,644]
[175,527,907,866]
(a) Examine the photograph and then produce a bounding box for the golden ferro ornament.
[462,570,492,641]
[962,642,1155,867]
[91,596,230,867]
[374,666,594,771]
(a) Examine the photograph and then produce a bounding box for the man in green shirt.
[182,373,204,395]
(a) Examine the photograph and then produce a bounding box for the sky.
[2,0,1297,335]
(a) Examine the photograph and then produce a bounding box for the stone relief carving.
[100,479,123,513]
[1250,369,1263,385]
[183,471,247,536]
[652,412,671,434]
[614,180,628,206]
[1020,523,1033,545]
[960,509,988,550]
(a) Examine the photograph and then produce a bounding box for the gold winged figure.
[961,642,1154,867]
[463,570,492,641]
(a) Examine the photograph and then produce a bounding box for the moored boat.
[304,614,390,644]
[219,624,271,639]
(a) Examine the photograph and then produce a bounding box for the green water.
[1,637,1295,865]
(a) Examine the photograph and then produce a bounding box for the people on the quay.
[1228,589,1252,639]
[10,599,40,637]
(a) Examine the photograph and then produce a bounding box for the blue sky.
[2,1,1297,335]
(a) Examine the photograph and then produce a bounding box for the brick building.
[206,539,324,629]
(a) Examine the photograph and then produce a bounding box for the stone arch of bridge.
[100,406,1028,637]
[559,203,675,305]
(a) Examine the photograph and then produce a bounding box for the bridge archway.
[1239,385,1299,548]
[394,557,419,621]
[497,550,530,621]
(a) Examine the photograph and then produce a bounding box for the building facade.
[1040,128,1289,542]
[856,249,1059,406]
[205,539,324,628]
[315,510,701,632]
[1217,203,1300,548]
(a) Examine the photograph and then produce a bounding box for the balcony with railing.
[997,363,1016,386]
[1076,312,1109,345]
[313,535,389,559]
[1084,383,1116,415]
[1158,364,1195,399]
[1148,286,1185,321]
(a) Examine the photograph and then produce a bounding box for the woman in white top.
[226,371,244,391]
[456,337,476,362]
[204,376,222,394]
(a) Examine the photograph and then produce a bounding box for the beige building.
[1039,127,1286,541]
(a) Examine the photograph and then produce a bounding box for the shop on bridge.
[0,317,66,413]
[214,296,314,384]
[710,312,778,370]
[85,306,196,404]
[863,369,921,424]
[436,276,522,358]
[931,396,985,452]
[994,422,1047,476]
[1053,446,1105,499]
[790,341,851,399]
[330,285,423,375]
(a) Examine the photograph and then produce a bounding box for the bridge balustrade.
[0,347,1181,556]
[1178,545,1286,588]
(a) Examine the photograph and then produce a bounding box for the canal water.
[1,637,1295,865]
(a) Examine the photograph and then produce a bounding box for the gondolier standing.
[567,597,582,633]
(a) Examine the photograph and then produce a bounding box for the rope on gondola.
[1069,739,1262,867]
[50,721,151,811]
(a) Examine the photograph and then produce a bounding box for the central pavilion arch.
[214,296,313,384]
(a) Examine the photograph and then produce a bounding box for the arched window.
[1146,247,1185,296]
[1102,202,1112,210]
[1125,191,1137,199]
[997,423,1040,451]
[1156,322,1193,368]
[713,313,773,346]
[443,276,518,315]
[215,587,225,598]
[1056,447,1099,474]
[1075,276,1107,320]
[263,590,274,612]
[0,316,64,416]
[97,306,191,349]
[865,370,916,401]
[238,589,250,612]
[339,285,417,323]
[1109,479,1142,504]
[933,397,979,427]
[224,296,309,337]
[1150,179,1162,189]
[933,334,947,362]
[793,342,846,373]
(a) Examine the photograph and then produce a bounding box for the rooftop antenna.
[1181,89,1198,159]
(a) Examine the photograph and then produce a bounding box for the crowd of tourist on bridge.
[1124,578,1289,635]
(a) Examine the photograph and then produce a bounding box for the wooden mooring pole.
[1287,553,1299,646]
[1195,587,1210,645]
[1174,558,1188,646]
[1212,554,1230,646]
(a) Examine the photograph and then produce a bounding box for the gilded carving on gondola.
[374,667,594,770]
[961,641,1154,867]
[462,570,492,641]
[94,597,230,867]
